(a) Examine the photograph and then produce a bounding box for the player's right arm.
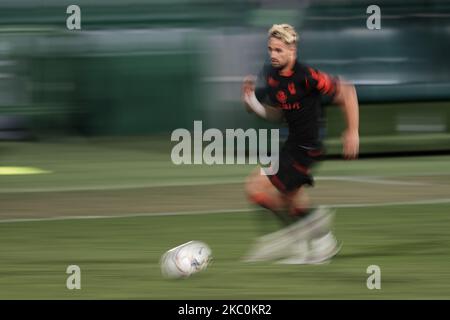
[241,75,284,123]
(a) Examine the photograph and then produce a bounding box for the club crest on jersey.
[267,76,279,87]
[288,82,296,95]
[276,90,287,104]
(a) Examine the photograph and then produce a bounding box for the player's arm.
[333,80,359,159]
[244,91,284,123]
[308,67,359,159]
[242,75,284,123]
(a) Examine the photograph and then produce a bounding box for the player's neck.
[279,58,296,77]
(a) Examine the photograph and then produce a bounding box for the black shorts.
[267,143,323,194]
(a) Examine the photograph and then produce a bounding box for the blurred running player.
[242,24,359,264]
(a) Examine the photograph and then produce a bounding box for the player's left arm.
[242,76,285,123]
[308,67,359,159]
[333,80,359,159]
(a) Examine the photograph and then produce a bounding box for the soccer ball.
[160,240,212,279]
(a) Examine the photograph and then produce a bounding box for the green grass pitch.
[1,137,450,299]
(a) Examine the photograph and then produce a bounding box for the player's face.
[268,37,295,69]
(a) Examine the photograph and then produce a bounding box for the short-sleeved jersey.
[255,61,339,149]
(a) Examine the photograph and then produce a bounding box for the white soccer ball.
[160,240,212,279]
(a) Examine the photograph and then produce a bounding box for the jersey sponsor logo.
[280,102,301,110]
[267,76,279,87]
[276,90,287,104]
[288,82,296,95]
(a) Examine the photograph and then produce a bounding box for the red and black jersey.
[255,61,339,149]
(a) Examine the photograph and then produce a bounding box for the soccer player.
[242,24,359,264]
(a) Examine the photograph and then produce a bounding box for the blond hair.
[268,24,298,45]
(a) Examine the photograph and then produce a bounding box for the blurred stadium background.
[1,0,450,299]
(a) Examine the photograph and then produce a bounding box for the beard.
[271,60,287,69]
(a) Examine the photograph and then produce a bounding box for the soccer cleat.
[276,231,341,265]
[243,206,335,262]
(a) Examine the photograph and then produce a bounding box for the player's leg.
[245,145,340,263]
[286,186,311,217]
[244,170,333,262]
[245,167,291,224]
[244,167,300,261]
[278,185,340,264]
[246,143,323,226]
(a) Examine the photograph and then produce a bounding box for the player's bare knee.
[245,174,256,198]
[245,169,273,206]
[245,168,263,194]
[287,187,310,215]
